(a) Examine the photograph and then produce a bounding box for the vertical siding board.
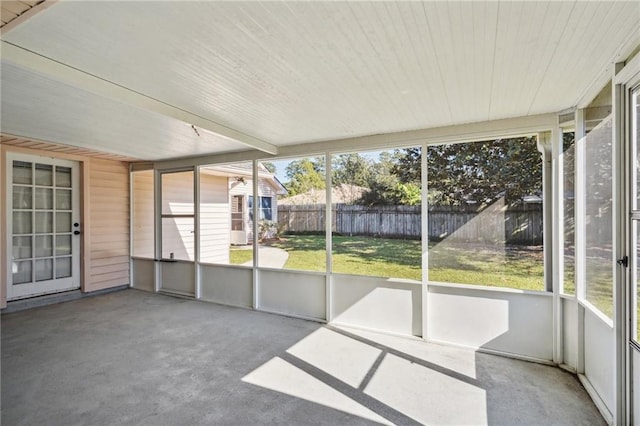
[87,158,130,292]
[132,170,154,258]
[200,174,230,264]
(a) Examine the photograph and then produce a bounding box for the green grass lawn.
[231,235,618,321]
[564,256,614,319]
[229,248,253,265]
[260,234,545,290]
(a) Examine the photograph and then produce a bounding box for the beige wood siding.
[87,158,130,291]
[200,174,229,264]
[132,170,154,258]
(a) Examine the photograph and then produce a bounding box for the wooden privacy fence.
[277,203,543,245]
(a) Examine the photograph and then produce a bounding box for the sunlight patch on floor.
[335,326,478,379]
[243,326,490,425]
[286,327,382,388]
[365,354,487,425]
[242,357,393,425]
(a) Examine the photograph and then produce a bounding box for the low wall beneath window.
[200,264,252,308]
[426,284,554,361]
[160,261,195,295]
[131,258,154,292]
[330,274,422,337]
[562,296,579,370]
[583,307,614,418]
[257,269,326,320]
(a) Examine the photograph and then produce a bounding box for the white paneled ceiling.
[1,63,248,160]
[1,1,639,160]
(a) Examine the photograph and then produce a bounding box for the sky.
[265,150,385,183]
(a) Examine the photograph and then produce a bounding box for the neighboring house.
[203,163,286,248]
[130,162,288,269]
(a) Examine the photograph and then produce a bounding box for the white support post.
[554,124,566,298]
[194,166,201,300]
[575,108,586,374]
[153,167,161,292]
[421,142,429,340]
[325,152,332,322]
[128,164,134,289]
[252,160,259,310]
[548,128,564,365]
[537,133,553,293]
[538,132,560,363]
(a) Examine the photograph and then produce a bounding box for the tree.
[394,137,542,207]
[391,146,421,184]
[262,161,276,174]
[362,152,396,205]
[284,157,325,196]
[331,153,371,187]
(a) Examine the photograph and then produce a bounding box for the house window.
[249,196,273,221]
[261,197,273,220]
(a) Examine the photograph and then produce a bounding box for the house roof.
[1,1,639,161]
[279,184,368,205]
[201,163,287,195]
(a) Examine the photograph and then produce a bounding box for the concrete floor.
[2,289,604,426]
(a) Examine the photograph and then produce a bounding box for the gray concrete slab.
[2,289,604,425]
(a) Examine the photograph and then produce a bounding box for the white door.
[230,194,247,245]
[6,153,81,300]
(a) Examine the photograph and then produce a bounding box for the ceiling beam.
[152,112,557,170]
[1,41,279,155]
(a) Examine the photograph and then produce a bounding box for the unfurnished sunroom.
[1,1,640,425]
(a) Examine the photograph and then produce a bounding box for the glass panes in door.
[10,160,75,290]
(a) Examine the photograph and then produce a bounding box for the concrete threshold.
[1,284,129,314]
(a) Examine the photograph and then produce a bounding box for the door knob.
[73,230,81,235]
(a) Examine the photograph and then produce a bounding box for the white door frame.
[618,54,640,425]
[5,152,81,300]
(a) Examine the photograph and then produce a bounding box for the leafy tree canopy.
[281,137,542,207]
[262,161,277,174]
[284,157,326,196]
[331,153,371,188]
[398,137,542,207]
